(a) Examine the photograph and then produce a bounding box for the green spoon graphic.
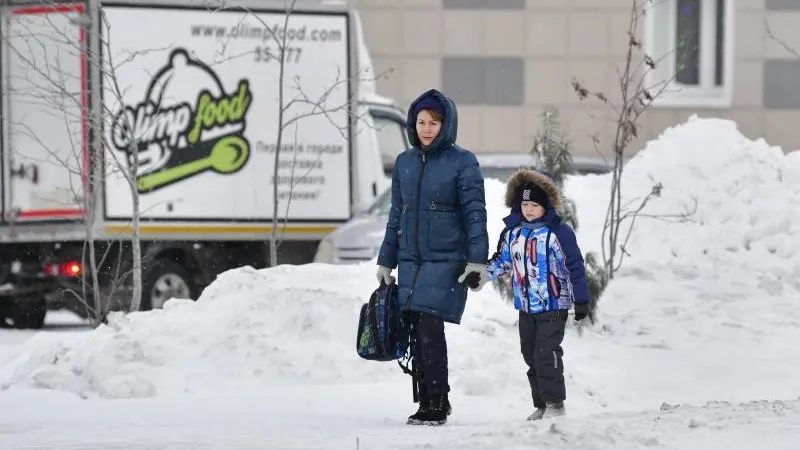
[137,135,250,192]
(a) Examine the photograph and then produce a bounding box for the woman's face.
[521,201,546,221]
[416,109,442,148]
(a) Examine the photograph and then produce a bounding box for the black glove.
[457,263,488,292]
[574,302,590,322]
[464,271,481,289]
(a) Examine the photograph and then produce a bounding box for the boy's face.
[521,201,546,221]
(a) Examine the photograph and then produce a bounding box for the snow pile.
[0,264,409,398]
[4,116,800,408]
[0,181,523,400]
[558,116,800,407]
[567,116,800,285]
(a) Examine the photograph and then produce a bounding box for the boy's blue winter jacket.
[376,89,489,324]
[487,170,591,314]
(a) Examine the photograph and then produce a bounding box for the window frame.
[644,0,735,108]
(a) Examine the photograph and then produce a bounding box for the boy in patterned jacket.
[486,168,592,420]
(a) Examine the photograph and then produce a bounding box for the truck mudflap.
[0,282,56,299]
[0,259,60,300]
[0,258,80,328]
[0,281,55,330]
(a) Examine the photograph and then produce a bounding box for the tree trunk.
[129,138,143,312]
[270,14,290,268]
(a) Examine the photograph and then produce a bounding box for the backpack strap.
[397,315,420,403]
[545,229,552,303]
[489,226,511,264]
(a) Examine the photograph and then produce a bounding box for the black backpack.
[356,281,409,361]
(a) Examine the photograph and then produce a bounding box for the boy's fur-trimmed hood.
[504,169,562,210]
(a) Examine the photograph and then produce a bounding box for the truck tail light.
[44,261,83,277]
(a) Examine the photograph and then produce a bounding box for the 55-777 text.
[254,46,302,63]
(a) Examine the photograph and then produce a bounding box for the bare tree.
[97,7,155,313]
[2,3,110,325]
[211,0,382,266]
[570,0,695,282]
[1,1,153,323]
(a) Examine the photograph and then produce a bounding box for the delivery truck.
[0,0,409,327]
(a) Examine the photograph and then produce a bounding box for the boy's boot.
[542,401,565,419]
[526,407,546,421]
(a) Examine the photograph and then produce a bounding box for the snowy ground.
[1,116,800,449]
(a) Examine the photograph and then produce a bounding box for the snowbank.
[0,264,418,398]
[566,116,800,284]
[0,181,523,400]
[0,258,526,400]
[4,116,800,408]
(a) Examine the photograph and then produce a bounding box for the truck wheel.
[141,259,193,310]
[10,297,46,329]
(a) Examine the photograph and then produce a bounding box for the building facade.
[352,0,800,158]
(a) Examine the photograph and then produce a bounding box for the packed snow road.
[1,386,798,449]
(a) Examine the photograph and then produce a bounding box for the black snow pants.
[518,309,568,408]
[410,311,449,398]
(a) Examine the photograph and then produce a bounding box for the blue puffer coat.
[377,89,489,324]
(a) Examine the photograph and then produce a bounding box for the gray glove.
[376,265,395,285]
[457,263,489,291]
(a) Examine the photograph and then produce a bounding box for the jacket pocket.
[549,273,561,298]
[548,273,573,307]
[398,216,408,250]
[426,214,464,252]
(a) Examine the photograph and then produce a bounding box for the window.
[481,167,518,182]
[372,115,408,176]
[367,186,393,216]
[645,0,733,107]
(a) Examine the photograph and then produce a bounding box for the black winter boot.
[409,394,448,426]
[407,395,429,425]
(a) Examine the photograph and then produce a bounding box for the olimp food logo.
[110,48,252,193]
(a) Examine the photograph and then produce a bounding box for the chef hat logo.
[146,49,225,111]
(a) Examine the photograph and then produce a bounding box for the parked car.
[313,154,611,264]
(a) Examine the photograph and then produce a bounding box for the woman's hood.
[405,89,458,151]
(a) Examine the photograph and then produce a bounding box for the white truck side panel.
[0,1,403,243]
[1,4,87,222]
[102,5,351,222]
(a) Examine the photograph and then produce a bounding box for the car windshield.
[481,167,517,182]
[571,165,610,175]
[374,115,407,176]
[366,160,609,217]
[368,188,393,215]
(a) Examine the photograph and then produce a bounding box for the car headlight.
[314,238,334,263]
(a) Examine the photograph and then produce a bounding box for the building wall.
[352,0,800,157]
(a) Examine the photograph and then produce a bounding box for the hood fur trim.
[504,169,562,210]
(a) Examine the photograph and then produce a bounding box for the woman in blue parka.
[376,89,490,426]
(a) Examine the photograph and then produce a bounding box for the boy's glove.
[457,263,489,291]
[574,302,590,322]
[376,265,395,285]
